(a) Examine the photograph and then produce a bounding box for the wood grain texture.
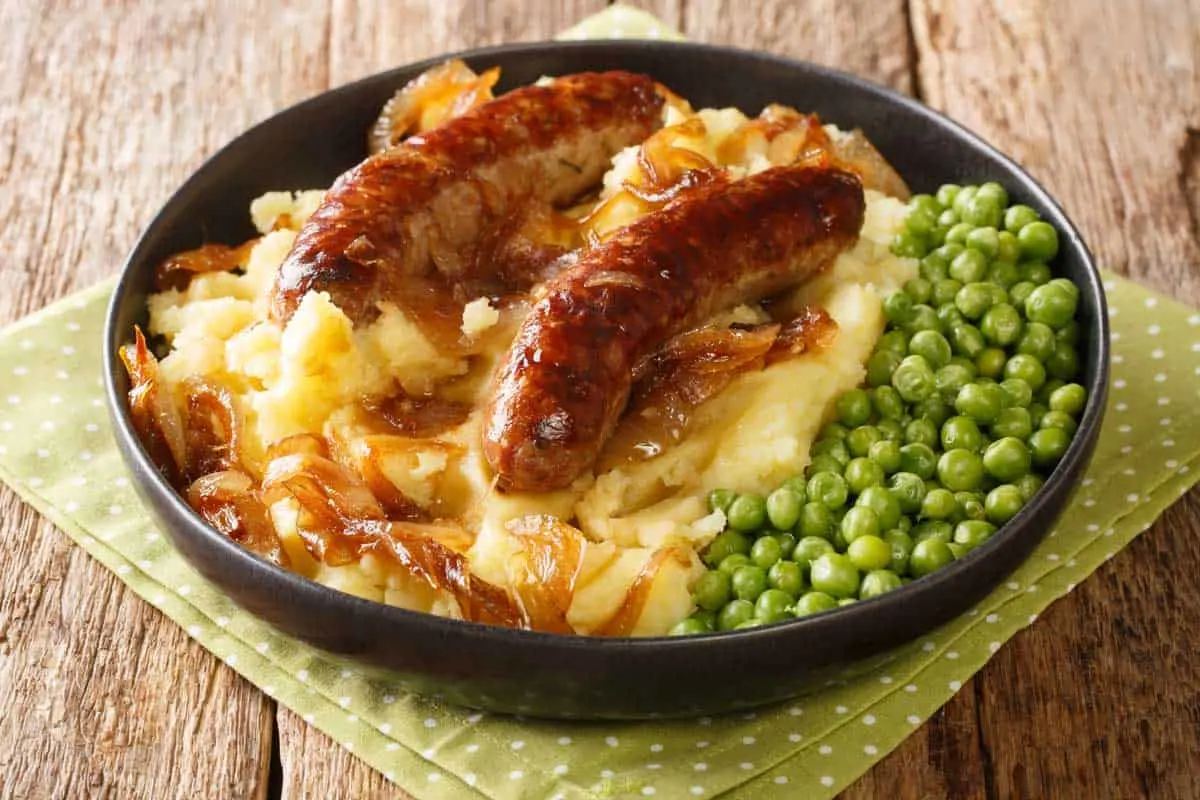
[0,1,1197,799]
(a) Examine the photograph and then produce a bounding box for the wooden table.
[1,1,1196,797]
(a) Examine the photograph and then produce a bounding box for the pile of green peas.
[669,181,1088,635]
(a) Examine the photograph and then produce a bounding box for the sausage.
[271,71,665,324]
[483,165,865,492]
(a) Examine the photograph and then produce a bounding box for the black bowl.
[104,41,1108,719]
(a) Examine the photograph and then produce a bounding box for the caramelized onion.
[153,241,258,292]
[593,546,694,637]
[368,59,501,155]
[362,389,473,439]
[506,515,587,634]
[180,376,244,481]
[187,471,288,566]
[120,327,187,486]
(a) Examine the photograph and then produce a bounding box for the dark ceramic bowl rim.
[103,40,1109,655]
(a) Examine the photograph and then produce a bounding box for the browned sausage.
[271,71,665,324]
[483,165,865,492]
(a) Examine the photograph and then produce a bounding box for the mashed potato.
[145,103,916,635]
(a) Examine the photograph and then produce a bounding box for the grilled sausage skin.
[483,165,866,492]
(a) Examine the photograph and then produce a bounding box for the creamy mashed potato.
[145,103,916,635]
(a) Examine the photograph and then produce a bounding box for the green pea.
[945,222,973,245]
[774,532,798,559]
[982,437,1031,482]
[941,415,985,452]
[884,529,914,574]
[911,193,941,215]
[1028,402,1048,428]
[883,290,915,325]
[954,519,997,551]
[705,530,751,566]
[904,418,939,448]
[847,426,884,458]
[1046,344,1080,381]
[934,184,961,208]
[909,330,953,369]
[1004,204,1039,233]
[731,564,769,601]
[869,440,904,475]
[950,249,989,284]
[798,503,836,540]
[1039,410,1078,436]
[905,202,938,237]
[955,491,987,521]
[845,457,886,494]
[1008,280,1037,308]
[766,487,804,531]
[691,609,718,630]
[950,323,987,358]
[836,388,873,427]
[905,277,934,305]
[985,485,1026,524]
[859,569,904,599]
[920,252,950,282]
[914,519,955,544]
[793,535,836,569]
[955,282,994,320]
[750,536,784,569]
[904,304,942,334]
[977,181,1010,208]
[857,485,903,531]
[892,230,928,258]
[808,454,845,477]
[840,506,881,545]
[991,407,1033,440]
[886,471,927,514]
[995,230,1021,264]
[670,617,711,636]
[768,561,805,597]
[727,493,767,532]
[1049,383,1087,416]
[1020,261,1052,285]
[900,443,938,480]
[910,539,956,578]
[693,570,733,611]
[1013,473,1045,502]
[980,303,1024,346]
[1025,282,1077,329]
[876,329,910,356]
[867,350,902,387]
[792,591,838,617]
[818,422,849,441]
[1004,353,1047,390]
[1056,319,1081,346]
[1000,378,1033,408]
[921,487,957,520]
[913,396,952,427]
[717,598,756,630]
[892,355,936,403]
[937,448,985,492]
[955,383,1004,424]
[934,242,965,265]
[1049,277,1080,302]
[755,588,795,622]
[988,260,1022,289]
[932,279,964,308]
[811,437,850,464]
[808,472,849,510]
[809,553,861,599]
[1029,428,1071,467]
[963,194,1003,228]
[848,535,893,571]
[946,542,968,560]
[965,226,1000,258]
[707,488,737,514]
[975,347,1008,380]
[1018,220,1059,261]
[878,419,906,443]
[718,553,752,575]
[781,476,809,500]
[1037,378,1066,404]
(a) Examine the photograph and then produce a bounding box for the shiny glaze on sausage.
[483,165,865,492]
[271,71,665,324]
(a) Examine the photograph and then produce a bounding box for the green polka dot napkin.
[3,10,1199,799]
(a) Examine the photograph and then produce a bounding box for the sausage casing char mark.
[271,71,665,324]
[483,164,866,492]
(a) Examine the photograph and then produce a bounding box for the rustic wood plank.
[277,710,413,800]
[844,1,1200,798]
[0,0,342,796]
